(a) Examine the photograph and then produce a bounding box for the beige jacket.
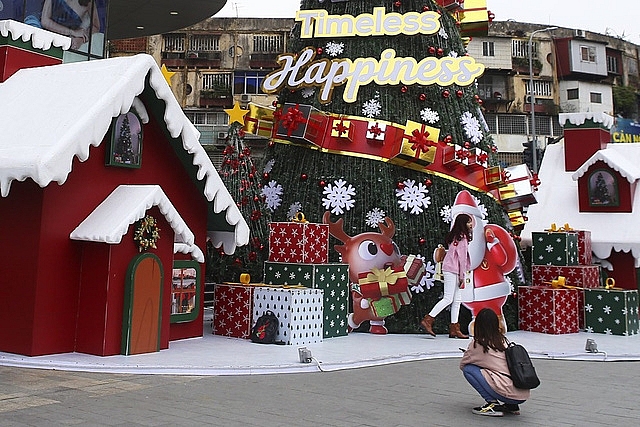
[460,340,531,401]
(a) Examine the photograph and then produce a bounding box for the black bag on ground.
[250,311,279,344]
[505,341,540,389]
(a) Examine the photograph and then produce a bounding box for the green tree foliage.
[613,85,639,118]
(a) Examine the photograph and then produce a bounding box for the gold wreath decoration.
[134,215,160,252]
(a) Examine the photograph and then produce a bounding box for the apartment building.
[110,18,640,168]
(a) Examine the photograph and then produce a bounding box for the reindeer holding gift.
[323,211,424,334]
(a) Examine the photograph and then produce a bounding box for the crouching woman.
[459,308,529,417]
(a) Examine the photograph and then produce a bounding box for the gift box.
[274,103,330,145]
[403,255,426,286]
[389,120,439,170]
[357,266,409,299]
[576,229,593,265]
[507,210,525,227]
[484,166,506,188]
[532,265,601,288]
[253,286,324,345]
[455,0,490,37]
[212,283,254,339]
[330,118,354,141]
[268,221,329,264]
[371,292,412,317]
[263,262,349,338]
[366,121,387,141]
[243,103,275,138]
[584,288,639,336]
[518,286,580,334]
[531,230,579,266]
[498,164,538,210]
[435,0,464,11]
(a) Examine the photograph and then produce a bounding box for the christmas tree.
[592,172,611,205]
[207,105,271,283]
[115,113,135,164]
[255,0,525,333]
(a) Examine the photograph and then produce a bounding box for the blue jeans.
[462,364,525,404]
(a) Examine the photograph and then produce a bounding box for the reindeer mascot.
[323,211,412,334]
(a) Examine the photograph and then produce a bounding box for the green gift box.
[584,288,639,336]
[264,261,349,338]
[532,231,579,266]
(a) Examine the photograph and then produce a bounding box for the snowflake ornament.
[438,26,449,39]
[448,51,459,58]
[365,208,386,228]
[322,179,356,215]
[261,180,283,211]
[287,202,303,219]
[420,107,440,124]
[301,87,315,98]
[472,196,488,219]
[325,41,345,57]
[362,97,382,118]
[460,111,483,144]
[395,179,431,215]
[263,159,275,173]
[440,205,452,224]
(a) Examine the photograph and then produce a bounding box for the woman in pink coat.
[460,308,530,417]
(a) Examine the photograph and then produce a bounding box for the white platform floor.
[1,317,638,376]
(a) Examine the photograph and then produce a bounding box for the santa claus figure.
[450,190,518,333]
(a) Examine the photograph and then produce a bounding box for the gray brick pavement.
[0,358,638,426]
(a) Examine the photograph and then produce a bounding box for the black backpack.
[250,311,279,344]
[505,341,540,389]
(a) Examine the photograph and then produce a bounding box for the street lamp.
[529,26,557,173]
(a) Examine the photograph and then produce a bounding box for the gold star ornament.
[160,64,176,86]
[225,102,249,125]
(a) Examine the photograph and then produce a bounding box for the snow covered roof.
[521,143,640,267]
[571,147,640,183]
[559,112,615,129]
[70,185,204,262]
[0,53,248,254]
[0,19,71,51]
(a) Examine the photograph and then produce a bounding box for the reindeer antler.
[322,211,351,244]
[378,217,395,238]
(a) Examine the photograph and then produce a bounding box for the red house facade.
[0,21,248,357]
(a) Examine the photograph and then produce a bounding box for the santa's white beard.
[468,218,486,269]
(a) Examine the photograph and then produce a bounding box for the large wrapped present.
[518,286,580,334]
[389,120,439,171]
[253,286,324,345]
[532,265,601,289]
[243,103,276,138]
[403,255,427,286]
[576,229,593,265]
[435,0,464,11]
[498,164,538,210]
[484,166,506,188]
[371,292,412,317]
[263,262,349,338]
[531,230,578,266]
[212,283,254,339]
[274,103,330,145]
[357,266,409,299]
[584,287,639,336]
[455,0,490,37]
[268,220,329,264]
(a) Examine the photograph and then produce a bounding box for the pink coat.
[442,237,471,275]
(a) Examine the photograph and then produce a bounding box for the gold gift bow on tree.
[364,267,406,297]
[545,223,574,232]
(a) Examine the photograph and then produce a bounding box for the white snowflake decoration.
[460,111,483,144]
[420,107,440,124]
[287,202,303,220]
[263,159,275,174]
[301,87,315,98]
[411,256,437,293]
[261,180,283,211]
[477,106,490,132]
[325,41,345,57]
[448,51,459,58]
[365,208,386,228]
[322,179,356,215]
[472,196,489,219]
[440,205,452,224]
[395,179,431,215]
[438,26,449,39]
[362,97,382,118]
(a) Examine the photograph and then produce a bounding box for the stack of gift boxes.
[213,217,350,345]
[520,226,639,336]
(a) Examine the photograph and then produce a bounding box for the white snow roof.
[0,53,248,254]
[70,185,204,263]
[558,112,615,128]
[571,148,640,183]
[521,143,640,267]
[0,19,71,51]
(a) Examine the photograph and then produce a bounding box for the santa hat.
[450,190,482,223]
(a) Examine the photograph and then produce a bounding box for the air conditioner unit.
[240,94,252,103]
[574,29,586,38]
[217,132,227,140]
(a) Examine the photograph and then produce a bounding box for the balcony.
[161,51,222,68]
[199,89,233,108]
[249,52,279,69]
[512,57,542,75]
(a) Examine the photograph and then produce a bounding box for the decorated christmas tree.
[252,0,526,333]
[207,105,271,283]
[115,114,135,164]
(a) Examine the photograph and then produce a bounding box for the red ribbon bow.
[333,120,350,137]
[456,148,470,160]
[368,122,384,137]
[409,129,435,157]
[280,104,306,136]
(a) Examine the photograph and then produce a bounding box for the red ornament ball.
[394,1,402,7]
[254,195,260,202]
[437,48,444,56]
[262,172,270,181]
[419,237,426,246]
[233,258,242,267]
[456,90,464,98]
[477,99,483,105]
[422,5,430,11]
[316,47,323,55]
[268,140,276,148]
[300,173,308,181]
[319,180,327,188]
[442,90,450,98]
[444,135,453,143]
[272,100,278,107]
[248,173,254,179]
[401,85,408,93]
[419,93,427,101]
[428,46,436,55]
[397,181,406,190]
[464,141,470,149]
[424,179,432,188]
[248,251,258,262]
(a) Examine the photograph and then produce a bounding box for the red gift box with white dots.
[268,222,329,264]
[518,286,580,334]
[212,283,254,339]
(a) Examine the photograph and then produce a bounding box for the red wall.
[607,250,638,291]
[0,46,61,82]
[0,111,208,356]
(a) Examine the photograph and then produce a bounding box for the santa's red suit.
[449,191,517,330]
